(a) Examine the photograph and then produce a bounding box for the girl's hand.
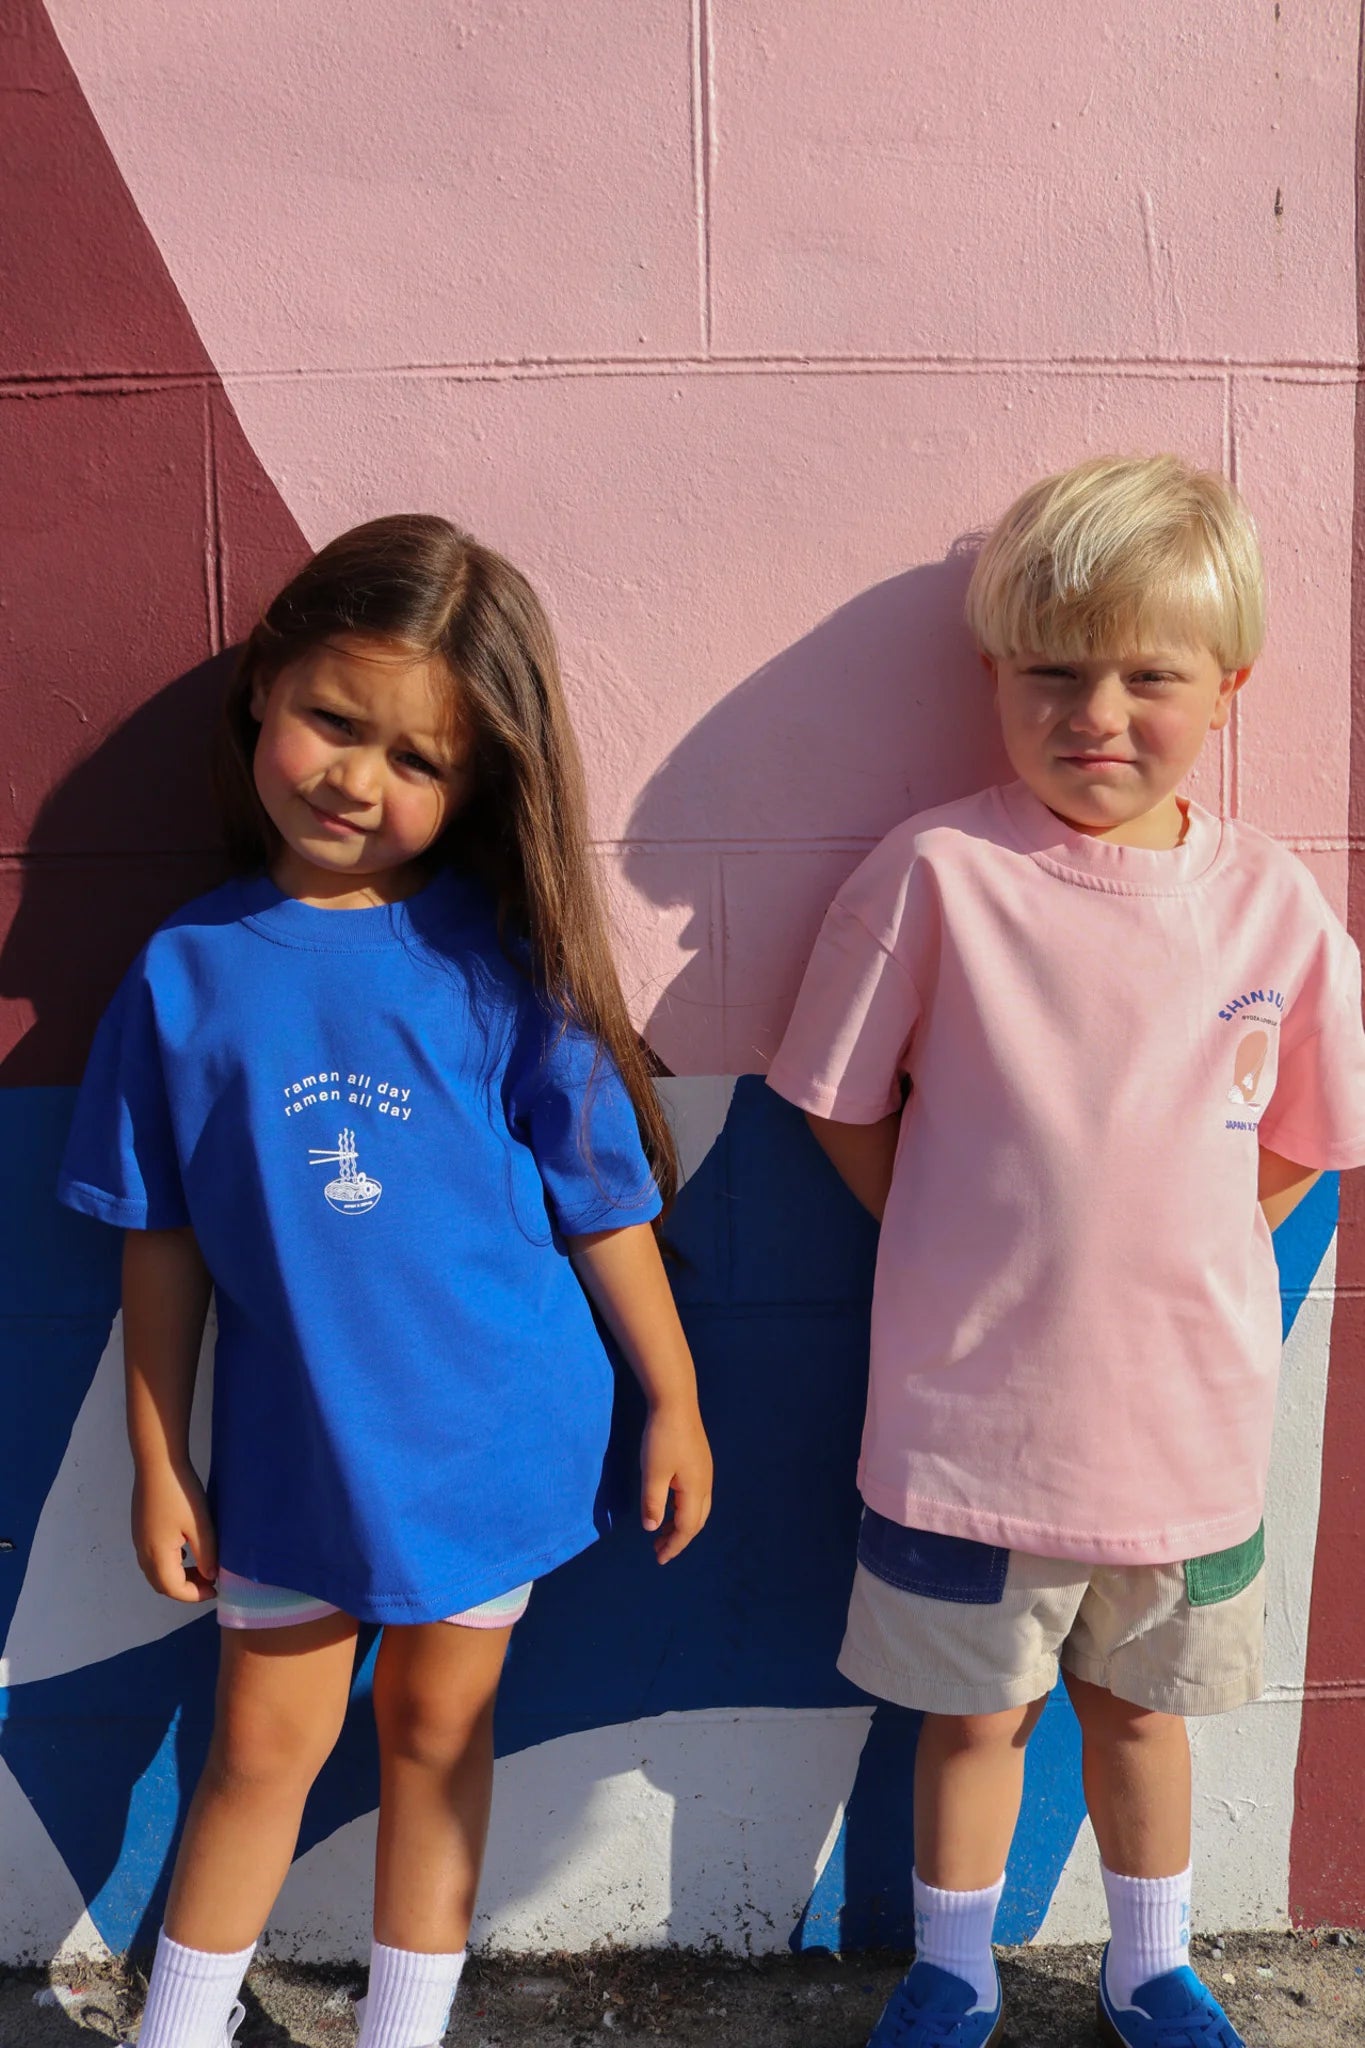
[641,1400,714,1563]
[132,1462,219,1602]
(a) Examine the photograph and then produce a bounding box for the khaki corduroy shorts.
[838,1512,1265,1718]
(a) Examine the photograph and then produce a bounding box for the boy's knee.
[1067,1677,1187,1745]
[923,1702,1042,1753]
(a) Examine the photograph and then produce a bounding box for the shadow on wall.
[0,653,234,1088]
[619,548,1009,1075]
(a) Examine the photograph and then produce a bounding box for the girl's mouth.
[305,800,369,835]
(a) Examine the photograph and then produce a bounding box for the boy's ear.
[1209,664,1252,732]
[979,651,998,685]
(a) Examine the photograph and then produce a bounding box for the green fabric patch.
[1184,1523,1266,1607]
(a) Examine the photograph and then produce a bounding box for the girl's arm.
[805,1108,902,1221]
[123,1226,218,1602]
[568,1223,713,1563]
[1257,1145,1322,1232]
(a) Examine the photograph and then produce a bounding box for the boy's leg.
[1062,1553,1264,2045]
[1065,1674,1194,2008]
[914,1698,1049,1888]
[359,1618,513,2048]
[138,1612,360,2048]
[839,1534,1085,2043]
[1063,1672,1191,1877]
[906,1699,1046,2014]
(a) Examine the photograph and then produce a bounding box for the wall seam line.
[0,357,1357,397]
[690,0,715,355]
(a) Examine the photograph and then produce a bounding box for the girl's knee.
[376,1683,495,1774]
[208,1691,344,1795]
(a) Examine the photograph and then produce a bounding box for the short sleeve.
[57,960,190,1230]
[510,1013,662,1236]
[767,897,921,1123]
[1257,915,1365,1170]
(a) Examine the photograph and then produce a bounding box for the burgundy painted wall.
[0,0,305,1087]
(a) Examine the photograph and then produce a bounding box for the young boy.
[767,456,1365,2048]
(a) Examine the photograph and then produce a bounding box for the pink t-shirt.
[767,781,1365,1565]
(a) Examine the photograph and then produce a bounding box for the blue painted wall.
[0,1080,1340,1954]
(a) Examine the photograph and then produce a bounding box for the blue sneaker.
[866,1959,1004,2047]
[1096,1945,1246,2045]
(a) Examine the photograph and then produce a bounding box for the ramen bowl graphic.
[1228,1029,1271,1107]
[309,1129,383,1214]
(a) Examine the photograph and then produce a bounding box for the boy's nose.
[1069,676,1127,736]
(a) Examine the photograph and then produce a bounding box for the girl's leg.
[356,1621,512,2048]
[167,1612,360,1947]
[1064,1673,1193,2006]
[136,1613,358,2048]
[371,1619,512,1950]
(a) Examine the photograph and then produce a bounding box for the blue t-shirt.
[58,870,661,1623]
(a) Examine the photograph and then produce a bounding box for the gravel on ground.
[4,1930,1363,2048]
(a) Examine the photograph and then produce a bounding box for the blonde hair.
[965,455,1265,668]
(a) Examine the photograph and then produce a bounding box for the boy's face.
[985,642,1249,847]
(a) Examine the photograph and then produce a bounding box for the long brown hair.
[215,513,678,1211]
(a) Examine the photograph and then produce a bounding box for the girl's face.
[250,635,474,906]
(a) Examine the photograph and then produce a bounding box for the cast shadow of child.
[0,649,233,1088]
[614,548,1002,1076]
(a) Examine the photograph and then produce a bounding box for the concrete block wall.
[1,0,1361,1958]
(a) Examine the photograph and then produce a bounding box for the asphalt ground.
[4,1932,1363,2048]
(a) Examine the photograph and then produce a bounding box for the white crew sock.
[136,1929,255,2048]
[1101,1863,1192,2007]
[355,1942,466,2048]
[911,1869,1004,2009]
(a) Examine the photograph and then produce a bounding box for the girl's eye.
[398,751,441,777]
[313,708,352,732]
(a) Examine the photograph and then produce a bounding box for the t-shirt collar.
[237,866,490,950]
[996,778,1225,894]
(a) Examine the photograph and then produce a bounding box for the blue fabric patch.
[857,1508,1009,1604]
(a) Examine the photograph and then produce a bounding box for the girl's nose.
[330,752,382,805]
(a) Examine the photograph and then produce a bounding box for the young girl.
[58,516,713,2048]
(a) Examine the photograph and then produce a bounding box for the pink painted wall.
[43,0,1358,1076]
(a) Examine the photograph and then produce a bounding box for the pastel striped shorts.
[215,1569,533,1632]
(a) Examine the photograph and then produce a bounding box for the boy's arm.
[805,1108,902,1221]
[1257,1145,1322,1232]
[568,1222,713,1565]
[123,1226,218,1602]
